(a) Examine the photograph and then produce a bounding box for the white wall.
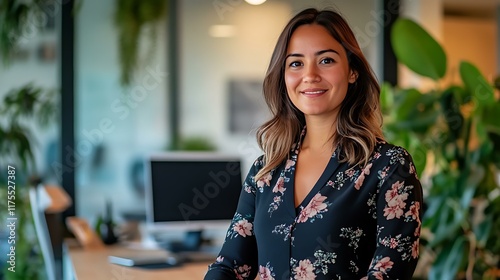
[442,16,497,84]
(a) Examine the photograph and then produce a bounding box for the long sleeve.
[203,157,261,280]
[364,146,423,279]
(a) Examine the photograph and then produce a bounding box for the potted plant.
[114,0,168,87]
[381,18,500,280]
[0,84,58,279]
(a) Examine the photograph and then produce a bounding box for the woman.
[204,8,423,280]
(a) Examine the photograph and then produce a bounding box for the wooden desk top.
[65,241,211,280]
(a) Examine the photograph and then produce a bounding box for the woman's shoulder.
[247,154,266,173]
[374,140,411,156]
[373,140,419,170]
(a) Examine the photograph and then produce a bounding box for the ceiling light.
[245,0,266,5]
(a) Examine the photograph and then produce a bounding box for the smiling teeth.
[303,90,325,94]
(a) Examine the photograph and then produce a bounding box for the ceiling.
[443,0,500,18]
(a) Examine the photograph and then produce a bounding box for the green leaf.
[459,61,495,108]
[380,82,394,115]
[459,185,475,212]
[474,216,492,247]
[429,237,466,280]
[440,87,464,140]
[392,88,439,133]
[409,144,427,176]
[391,18,447,80]
[482,103,500,134]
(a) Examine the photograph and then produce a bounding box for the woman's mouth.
[300,89,327,95]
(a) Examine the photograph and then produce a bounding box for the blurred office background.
[0,0,497,278]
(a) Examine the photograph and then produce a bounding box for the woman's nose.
[303,64,320,83]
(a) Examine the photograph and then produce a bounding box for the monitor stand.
[163,230,218,263]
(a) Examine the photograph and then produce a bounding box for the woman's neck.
[302,118,337,153]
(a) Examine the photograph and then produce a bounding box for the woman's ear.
[349,70,358,84]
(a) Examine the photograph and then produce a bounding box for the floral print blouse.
[204,131,423,280]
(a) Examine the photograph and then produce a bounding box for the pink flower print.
[373,152,381,160]
[411,239,419,258]
[389,238,398,249]
[216,256,224,263]
[354,163,372,190]
[372,271,384,280]
[293,259,316,280]
[273,196,281,203]
[257,173,272,188]
[297,193,328,223]
[297,208,310,223]
[285,159,296,171]
[354,173,365,190]
[386,181,404,201]
[259,265,275,280]
[308,194,328,216]
[272,177,286,194]
[388,193,408,209]
[379,166,390,180]
[244,185,252,193]
[373,257,393,273]
[383,204,405,220]
[405,202,420,221]
[383,181,409,219]
[345,168,355,178]
[234,264,252,280]
[364,163,373,172]
[414,220,421,237]
[233,219,253,237]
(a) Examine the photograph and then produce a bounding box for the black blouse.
[204,132,423,280]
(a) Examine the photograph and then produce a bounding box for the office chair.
[29,184,72,280]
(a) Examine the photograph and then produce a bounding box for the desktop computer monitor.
[144,151,243,252]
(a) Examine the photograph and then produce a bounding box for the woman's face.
[284,24,356,122]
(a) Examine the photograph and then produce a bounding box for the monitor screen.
[145,152,243,231]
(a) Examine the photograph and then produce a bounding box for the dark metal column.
[61,0,75,218]
[383,0,400,86]
[168,0,180,149]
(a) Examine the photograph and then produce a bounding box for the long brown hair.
[255,8,384,180]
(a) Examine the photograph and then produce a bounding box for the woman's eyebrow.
[316,49,339,56]
[285,49,339,59]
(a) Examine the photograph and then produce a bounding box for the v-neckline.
[281,127,342,217]
[291,150,340,214]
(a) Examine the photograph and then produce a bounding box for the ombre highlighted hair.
[255,8,384,180]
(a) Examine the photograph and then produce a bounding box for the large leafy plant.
[0,1,59,279]
[0,84,57,280]
[381,18,500,280]
[114,0,167,86]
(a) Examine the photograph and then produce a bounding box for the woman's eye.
[289,61,302,68]
[320,58,334,64]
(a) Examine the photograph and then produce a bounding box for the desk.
[64,240,211,280]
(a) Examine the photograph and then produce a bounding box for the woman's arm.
[203,157,262,280]
[364,146,424,280]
